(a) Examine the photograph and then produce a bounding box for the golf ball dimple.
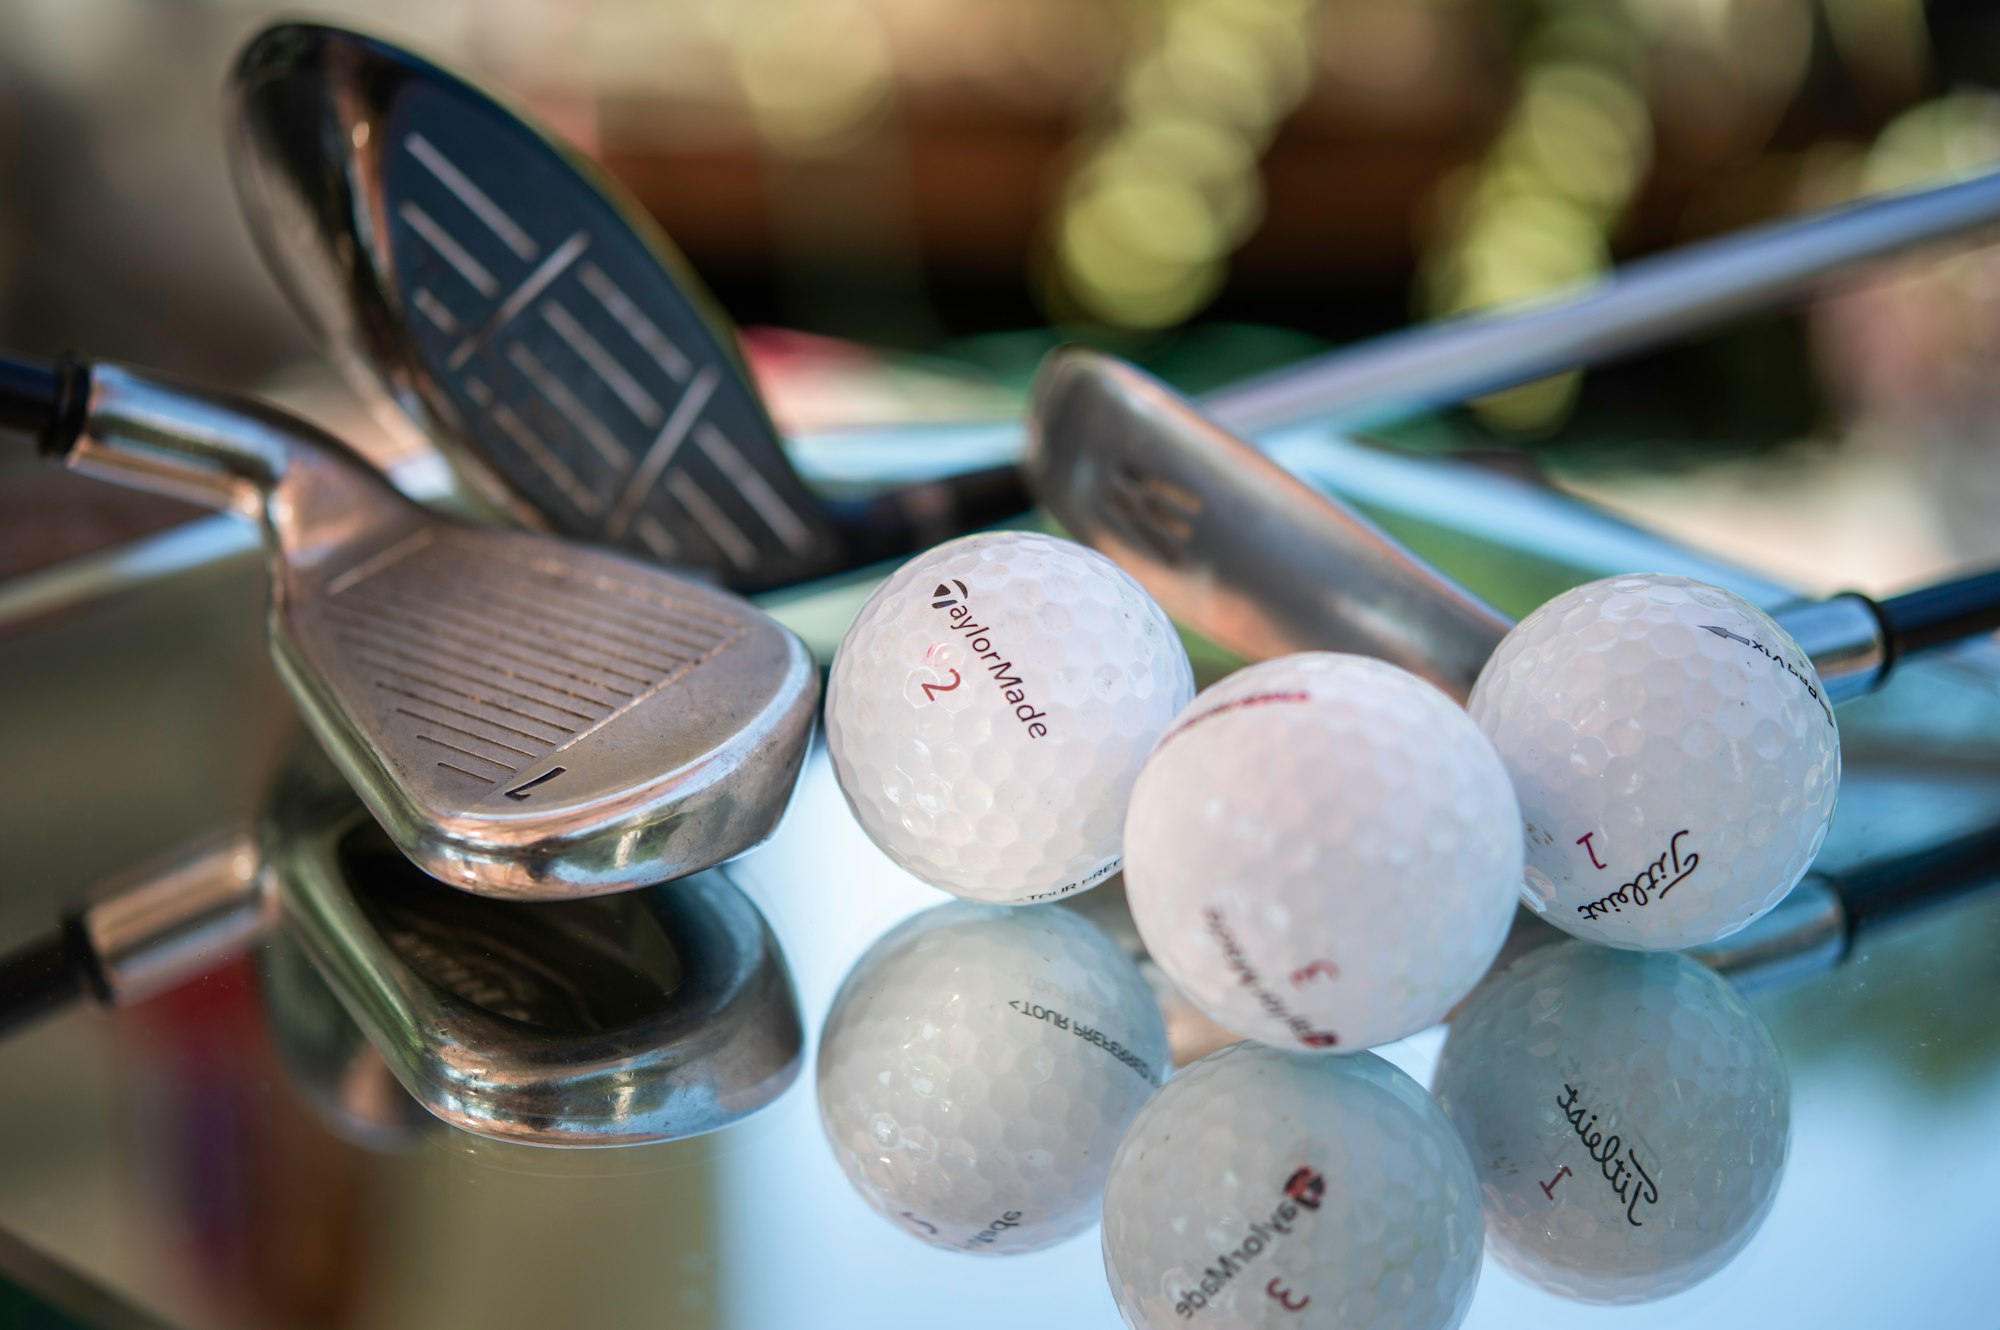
[1102,1042,1483,1330]
[1432,941,1791,1303]
[1123,653,1523,1053]
[816,901,1170,1255]
[826,532,1194,903]
[1467,574,1840,950]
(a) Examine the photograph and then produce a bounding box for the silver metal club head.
[1027,346,1512,700]
[1027,347,2000,706]
[0,742,807,1147]
[264,748,805,1147]
[58,361,818,899]
[227,22,849,589]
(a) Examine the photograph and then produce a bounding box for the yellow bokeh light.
[732,0,896,154]
[1864,91,2000,194]
[1514,64,1650,217]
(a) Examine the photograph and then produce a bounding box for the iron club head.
[0,741,806,1147]
[263,745,806,1147]
[1026,345,1512,700]
[8,355,817,899]
[1026,346,2000,705]
[227,22,1025,590]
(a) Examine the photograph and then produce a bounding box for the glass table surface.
[0,436,1995,1330]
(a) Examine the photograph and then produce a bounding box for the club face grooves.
[228,22,846,589]
[273,524,818,900]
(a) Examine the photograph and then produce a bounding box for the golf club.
[257,925,438,1153]
[227,21,1024,592]
[1027,348,2000,702]
[1202,167,2000,435]
[793,166,2000,493]
[0,744,805,1147]
[0,353,818,900]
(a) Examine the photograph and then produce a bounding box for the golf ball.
[817,901,1170,1255]
[1123,653,1523,1053]
[1467,574,1840,949]
[1432,941,1791,1303]
[826,531,1194,903]
[1102,1042,1483,1330]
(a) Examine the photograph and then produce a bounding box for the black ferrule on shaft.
[1839,821,2000,946]
[1873,567,2000,660]
[0,353,90,457]
[830,465,1032,567]
[0,924,98,1039]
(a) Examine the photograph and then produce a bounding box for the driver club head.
[227,22,851,590]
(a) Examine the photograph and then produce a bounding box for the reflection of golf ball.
[1124,654,1522,1053]
[1103,1042,1482,1330]
[817,902,1169,1254]
[1432,941,1790,1304]
[826,532,1194,904]
[1468,574,1839,950]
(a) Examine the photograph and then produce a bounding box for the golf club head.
[264,745,806,1147]
[1025,347,1510,701]
[66,363,817,899]
[227,22,847,589]
[258,928,435,1154]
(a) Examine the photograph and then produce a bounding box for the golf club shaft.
[0,354,368,515]
[1204,168,2000,435]
[1692,819,2000,991]
[0,832,270,1038]
[784,170,2000,563]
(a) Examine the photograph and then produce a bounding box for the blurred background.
[4,2,2000,1328]
[4,0,2000,585]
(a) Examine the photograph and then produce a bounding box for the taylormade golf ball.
[826,531,1194,903]
[1102,1042,1483,1330]
[817,901,1169,1255]
[1123,653,1523,1053]
[1467,574,1840,950]
[1432,941,1791,1303]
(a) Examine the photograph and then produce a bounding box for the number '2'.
[920,669,962,702]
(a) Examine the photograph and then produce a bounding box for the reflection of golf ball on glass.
[1123,653,1523,1053]
[826,532,1194,904]
[1468,574,1840,950]
[1103,1042,1483,1330]
[1432,941,1791,1304]
[817,902,1169,1255]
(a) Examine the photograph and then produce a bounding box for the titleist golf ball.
[1467,574,1840,950]
[1102,1042,1482,1330]
[826,531,1193,903]
[1432,941,1791,1303]
[1123,653,1522,1052]
[817,901,1169,1255]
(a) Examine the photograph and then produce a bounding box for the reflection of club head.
[265,745,807,1147]
[36,362,818,899]
[257,928,433,1155]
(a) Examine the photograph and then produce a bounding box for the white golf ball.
[1467,574,1840,950]
[826,531,1194,903]
[1432,941,1791,1303]
[1102,1042,1483,1330]
[816,901,1170,1255]
[1123,653,1523,1053]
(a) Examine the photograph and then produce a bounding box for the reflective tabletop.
[1,427,1996,1330]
